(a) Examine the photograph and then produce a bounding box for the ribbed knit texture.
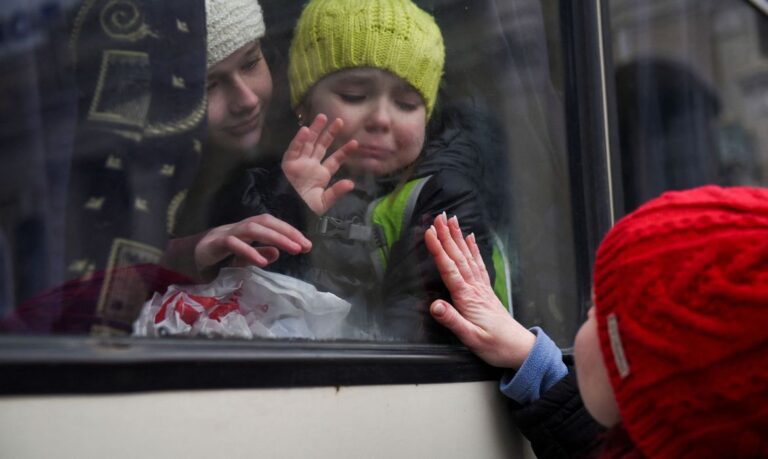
[206,0,265,69]
[593,185,768,458]
[287,0,444,118]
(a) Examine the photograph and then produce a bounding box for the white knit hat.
[206,0,266,69]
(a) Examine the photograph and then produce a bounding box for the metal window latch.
[315,216,373,242]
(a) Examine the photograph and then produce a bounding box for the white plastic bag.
[133,266,351,340]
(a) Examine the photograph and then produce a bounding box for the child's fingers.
[320,179,355,214]
[322,139,357,175]
[434,215,475,282]
[425,225,467,293]
[283,126,312,161]
[314,118,344,159]
[299,128,320,158]
[307,113,328,136]
[293,114,326,159]
[466,233,491,285]
[306,115,328,157]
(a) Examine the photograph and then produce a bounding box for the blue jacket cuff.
[499,326,568,404]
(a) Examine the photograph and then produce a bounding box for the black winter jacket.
[510,361,605,459]
[243,102,507,342]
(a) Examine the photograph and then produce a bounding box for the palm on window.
[281,114,357,215]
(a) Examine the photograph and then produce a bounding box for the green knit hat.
[288,0,445,118]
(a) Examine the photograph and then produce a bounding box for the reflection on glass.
[610,0,768,212]
[0,0,580,347]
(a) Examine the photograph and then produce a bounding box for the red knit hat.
[593,186,768,458]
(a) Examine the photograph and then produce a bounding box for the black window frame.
[0,0,617,396]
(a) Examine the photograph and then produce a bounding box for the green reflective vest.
[366,176,513,312]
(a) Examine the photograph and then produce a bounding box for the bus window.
[0,0,600,372]
[609,0,768,213]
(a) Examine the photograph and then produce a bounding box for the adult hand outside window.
[425,213,535,369]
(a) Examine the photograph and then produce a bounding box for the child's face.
[300,68,427,177]
[206,41,273,153]
[574,306,622,427]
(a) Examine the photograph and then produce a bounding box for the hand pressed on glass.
[281,114,358,215]
[425,213,535,369]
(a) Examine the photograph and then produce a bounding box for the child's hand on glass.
[282,114,358,215]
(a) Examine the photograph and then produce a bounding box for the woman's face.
[573,306,622,427]
[206,41,272,154]
[299,68,427,177]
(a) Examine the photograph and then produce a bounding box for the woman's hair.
[287,0,445,118]
[593,185,768,458]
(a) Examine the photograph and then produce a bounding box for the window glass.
[610,0,768,212]
[0,0,582,347]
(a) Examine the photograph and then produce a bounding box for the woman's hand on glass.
[194,214,312,273]
[281,114,357,215]
[425,214,535,369]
